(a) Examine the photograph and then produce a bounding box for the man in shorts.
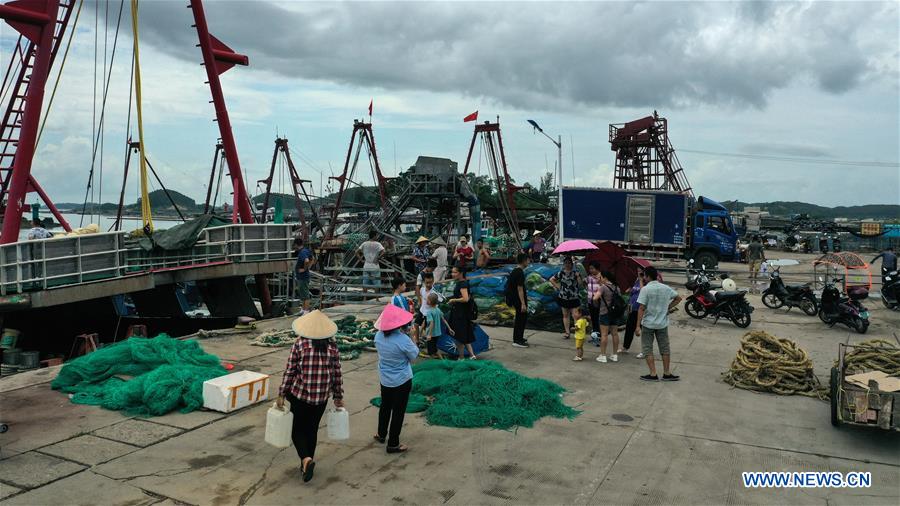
[358,230,385,293]
[747,235,765,281]
[635,266,682,381]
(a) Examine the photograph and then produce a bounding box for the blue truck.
[560,187,738,267]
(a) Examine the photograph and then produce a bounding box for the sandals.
[386,444,409,454]
[373,434,385,444]
[302,459,315,482]
[563,333,570,340]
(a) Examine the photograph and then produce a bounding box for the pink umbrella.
[552,239,599,255]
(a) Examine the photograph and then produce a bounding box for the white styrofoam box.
[203,370,271,413]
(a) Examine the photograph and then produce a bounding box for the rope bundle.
[723,331,827,399]
[839,339,900,376]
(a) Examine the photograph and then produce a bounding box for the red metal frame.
[609,111,693,197]
[462,121,521,238]
[324,120,389,240]
[0,0,76,243]
[190,0,271,314]
[258,137,313,237]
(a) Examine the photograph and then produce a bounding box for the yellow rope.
[36,0,84,149]
[129,0,152,232]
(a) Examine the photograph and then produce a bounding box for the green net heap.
[372,359,579,430]
[51,335,225,417]
[249,315,374,361]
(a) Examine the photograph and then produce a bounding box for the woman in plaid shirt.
[277,310,344,483]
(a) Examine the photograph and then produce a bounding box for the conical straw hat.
[291,310,338,340]
[416,236,430,244]
[375,304,414,331]
[432,237,446,246]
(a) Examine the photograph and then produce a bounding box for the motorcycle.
[818,280,869,334]
[761,266,818,316]
[881,270,899,310]
[684,261,754,328]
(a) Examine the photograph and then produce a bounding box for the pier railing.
[0,224,293,295]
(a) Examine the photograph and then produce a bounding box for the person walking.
[747,236,765,281]
[549,256,583,339]
[871,246,897,284]
[413,237,431,274]
[447,266,478,358]
[595,271,621,363]
[505,253,530,348]
[623,268,646,358]
[294,238,316,314]
[358,231,385,294]
[373,304,419,453]
[635,266,682,381]
[277,310,344,483]
[586,262,602,345]
[431,237,449,281]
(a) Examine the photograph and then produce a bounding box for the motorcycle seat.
[786,283,809,290]
[715,291,745,301]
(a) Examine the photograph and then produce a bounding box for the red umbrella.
[583,242,650,291]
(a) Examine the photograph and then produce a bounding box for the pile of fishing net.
[371,359,579,430]
[838,339,900,375]
[51,335,226,416]
[249,315,375,360]
[722,331,826,399]
[340,233,368,253]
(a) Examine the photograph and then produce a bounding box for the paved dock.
[1,291,899,505]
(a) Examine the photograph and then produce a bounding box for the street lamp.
[527,119,563,245]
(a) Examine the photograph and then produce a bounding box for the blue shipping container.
[561,187,688,247]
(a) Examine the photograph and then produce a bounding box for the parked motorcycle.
[818,280,869,334]
[761,267,818,316]
[881,270,899,310]
[684,261,753,328]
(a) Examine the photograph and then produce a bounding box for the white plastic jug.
[326,407,350,440]
[265,402,293,448]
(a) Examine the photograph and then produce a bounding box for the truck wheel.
[693,251,717,270]
[830,367,840,427]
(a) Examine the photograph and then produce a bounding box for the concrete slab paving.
[92,419,184,448]
[0,484,21,501]
[150,408,226,431]
[0,451,85,489]
[0,383,131,459]
[590,429,900,506]
[38,435,140,466]
[0,470,158,506]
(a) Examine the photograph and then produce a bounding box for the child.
[573,306,589,361]
[425,292,454,358]
[390,277,412,312]
[416,272,442,354]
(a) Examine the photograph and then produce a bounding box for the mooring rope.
[722,331,827,400]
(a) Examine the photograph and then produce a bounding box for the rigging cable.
[129,0,153,232]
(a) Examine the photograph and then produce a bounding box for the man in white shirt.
[357,230,385,293]
[431,237,449,281]
[27,219,53,240]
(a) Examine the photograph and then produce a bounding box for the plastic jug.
[265,403,293,448]
[326,407,350,440]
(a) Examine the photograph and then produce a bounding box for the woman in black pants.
[277,310,344,483]
[373,304,420,453]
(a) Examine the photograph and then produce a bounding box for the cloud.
[739,142,833,158]
[104,0,898,113]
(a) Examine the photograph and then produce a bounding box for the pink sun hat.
[375,304,414,331]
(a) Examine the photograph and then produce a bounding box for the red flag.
[463,111,478,122]
[368,99,373,117]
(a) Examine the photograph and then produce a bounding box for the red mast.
[0,0,73,243]
[189,0,253,224]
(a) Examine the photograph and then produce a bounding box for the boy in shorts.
[572,306,589,361]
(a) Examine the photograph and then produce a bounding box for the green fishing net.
[370,360,579,430]
[51,335,225,417]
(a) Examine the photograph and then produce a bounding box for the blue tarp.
[437,322,490,357]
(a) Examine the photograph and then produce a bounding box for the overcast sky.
[2,0,898,208]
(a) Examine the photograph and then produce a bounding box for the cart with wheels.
[830,343,900,431]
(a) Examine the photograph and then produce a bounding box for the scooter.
[684,261,754,328]
[881,270,899,310]
[761,266,818,316]
[818,280,869,334]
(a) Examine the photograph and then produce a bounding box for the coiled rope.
[722,331,827,400]
[838,339,900,376]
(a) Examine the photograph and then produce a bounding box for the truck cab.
[690,197,739,267]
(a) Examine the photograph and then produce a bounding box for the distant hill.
[722,201,899,221]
